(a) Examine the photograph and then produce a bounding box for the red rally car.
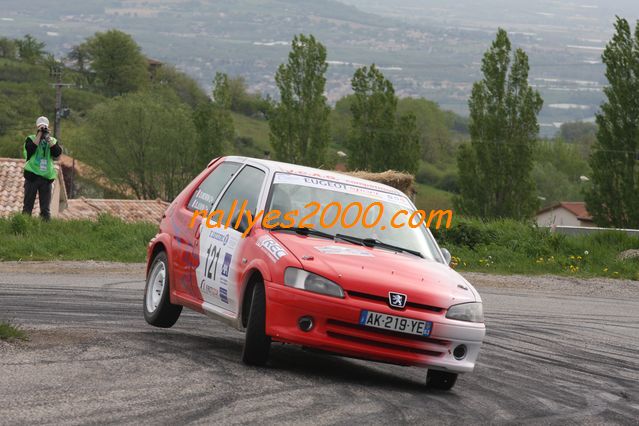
[144,156,485,390]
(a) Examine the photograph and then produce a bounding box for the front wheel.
[144,251,182,328]
[241,282,271,366]
[426,369,458,391]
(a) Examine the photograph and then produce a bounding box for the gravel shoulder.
[0,260,145,276]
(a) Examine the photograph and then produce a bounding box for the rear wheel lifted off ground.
[143,251,182,328]
[426,370,458,391]
[242,282,271,366]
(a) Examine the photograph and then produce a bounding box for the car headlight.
[446,302,484,323]
[284,268,344,298]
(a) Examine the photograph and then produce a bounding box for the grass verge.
[0,321,28,341]
[0,213,157,263]
[432,218,639,280]
[1,213,636,281]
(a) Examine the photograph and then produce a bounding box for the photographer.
[22,116,62,221]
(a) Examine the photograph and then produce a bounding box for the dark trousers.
[23,176,53,220]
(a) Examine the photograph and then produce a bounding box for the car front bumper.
[265,281,486,373]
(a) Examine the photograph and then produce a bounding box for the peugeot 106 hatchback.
[143,156,485,390]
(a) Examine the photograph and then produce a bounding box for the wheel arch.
[149,242,167,270]
[145,234,174,297]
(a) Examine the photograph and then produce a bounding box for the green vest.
[23,134,58,180]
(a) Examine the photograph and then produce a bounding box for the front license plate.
[359,310,432,336]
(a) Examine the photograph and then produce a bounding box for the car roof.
[223,156,407,197]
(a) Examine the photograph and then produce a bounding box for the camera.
[41,126,49,138]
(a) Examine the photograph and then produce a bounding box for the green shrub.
[0,321,27,341]
[432,217,639,280]
[437,172,459,193]
[433,217,495,249]
[9,213,33,235]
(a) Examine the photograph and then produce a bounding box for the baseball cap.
[36,116,49,128]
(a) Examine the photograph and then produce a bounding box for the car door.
[194,164,266,314]
[174,160,242,301]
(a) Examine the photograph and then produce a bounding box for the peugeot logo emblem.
[388,292,407,309]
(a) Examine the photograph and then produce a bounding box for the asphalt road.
[1,262,638,425]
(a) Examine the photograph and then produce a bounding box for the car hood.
[270,232,479,309]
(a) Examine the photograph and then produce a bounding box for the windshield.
[266,173,444,262]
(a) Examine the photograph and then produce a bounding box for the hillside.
[3,0,638,133]
[0,58,107,158]
[231,112,271,157]
[0,30,591,209]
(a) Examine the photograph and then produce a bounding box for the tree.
[78,91,198,200]
[330,95,355,148]
[348,64,419,174]
[397,97,454,164]
[559,121,596,158]
[225,75,270,116]
[191,73,235,170]
[585,17,639,228]
[227,75,248,109]
[0,37,17,59]
[85,30,149,96]
[192,103,234,169]
[559,121,597,144]
[533,140,590,206]
[349,64,395,171]
[455,29,543,220]
[152,65,208,108]
[15,34,45,63]
[212,72,231,109]
[68,44,91,74]
[269,34,330,167]
[394,114,420,174]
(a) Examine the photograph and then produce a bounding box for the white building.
[536,202,594,227]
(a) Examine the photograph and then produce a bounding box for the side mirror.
[440,248,452,266]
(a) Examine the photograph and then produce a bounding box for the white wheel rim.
[146,261,166,313]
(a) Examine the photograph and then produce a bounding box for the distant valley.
[2,0,639,135]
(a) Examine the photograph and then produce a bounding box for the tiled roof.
[0,158,30,216]
[1,156,166,223]
[0,157,67,217]
[59,198,169,223]
[537,202,593,221]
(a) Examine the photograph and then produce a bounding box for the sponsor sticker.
[208,230,230,246]
[273,173,412,208]
[221,253,232,278]
[314,245,374,257]
[199,279,219,296]
[219,287,228,304]
[256,235,287,262]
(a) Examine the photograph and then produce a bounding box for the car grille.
[326,319,447,358]
[346,290,443,313]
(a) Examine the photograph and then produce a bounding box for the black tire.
[241,282,271,366]
[426,369,458,391]
[143,251,182,328]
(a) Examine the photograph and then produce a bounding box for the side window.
[188,162,241,211]
[215,166,266,217]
